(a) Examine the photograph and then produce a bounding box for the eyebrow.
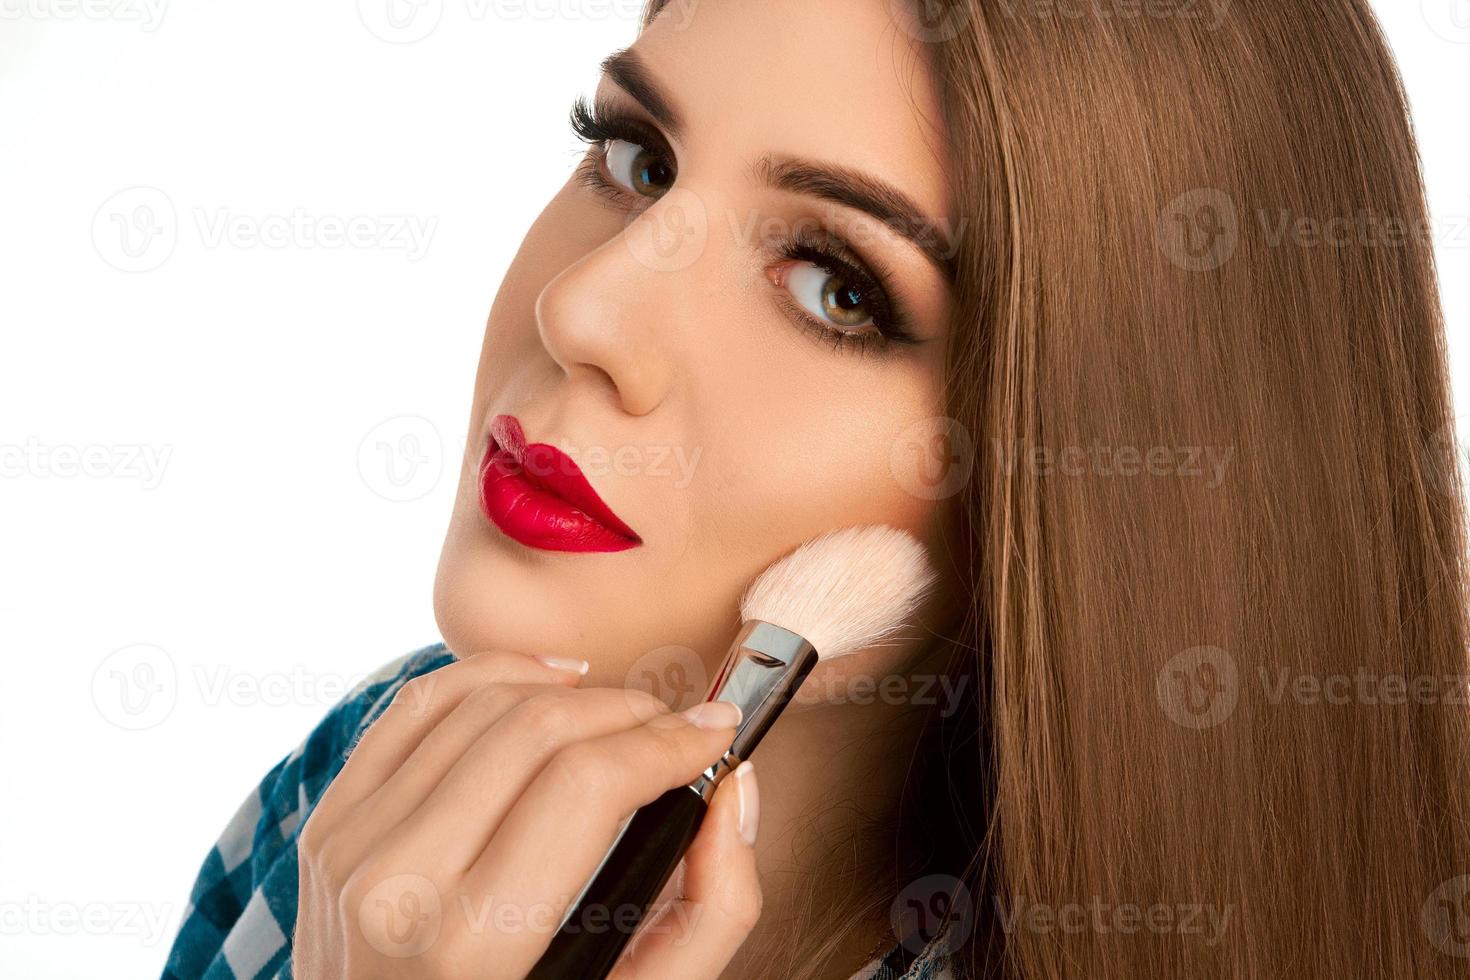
[599,47,958,285]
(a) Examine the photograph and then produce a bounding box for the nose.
[533,214,685,418]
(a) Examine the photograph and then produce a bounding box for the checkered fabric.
[159,642,956,979]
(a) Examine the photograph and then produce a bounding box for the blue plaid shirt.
[159,643,957,979]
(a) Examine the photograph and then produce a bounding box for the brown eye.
[603,139,675,199]
[774,260,881,335]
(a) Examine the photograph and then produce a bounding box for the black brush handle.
[526,784,708,979]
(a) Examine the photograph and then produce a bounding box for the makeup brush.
[527,524,939,979]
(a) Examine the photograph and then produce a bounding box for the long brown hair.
[642,1,1470,977]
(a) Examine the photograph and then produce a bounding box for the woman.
[162,0,1470,977]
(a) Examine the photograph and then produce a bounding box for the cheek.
[676,366,952,708]
[688,342,946,573]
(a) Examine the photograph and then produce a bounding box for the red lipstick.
[478,414,642,553]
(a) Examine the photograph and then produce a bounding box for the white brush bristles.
[738,525,939,661]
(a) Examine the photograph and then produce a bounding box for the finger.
[313,652,585,825]
[462,701,743,968]
[336,681,583,851]
[610,761,762,979]
[385,687,675,871]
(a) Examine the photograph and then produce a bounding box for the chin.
[433,510,727,700]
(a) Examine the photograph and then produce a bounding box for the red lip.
[478,414,642,553]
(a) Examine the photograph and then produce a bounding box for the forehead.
[630,0,953,228]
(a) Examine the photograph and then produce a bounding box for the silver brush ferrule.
[687,620,818,803]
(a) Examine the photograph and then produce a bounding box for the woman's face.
[435,0,958,699]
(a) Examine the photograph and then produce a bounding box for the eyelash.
[567,96,919,355]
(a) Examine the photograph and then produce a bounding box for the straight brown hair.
[641,1,1470,977]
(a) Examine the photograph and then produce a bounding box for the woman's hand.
[293,651,762,979]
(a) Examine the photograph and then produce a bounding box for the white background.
[1,1,1467,976]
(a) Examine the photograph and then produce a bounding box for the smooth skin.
[295,651,761,978]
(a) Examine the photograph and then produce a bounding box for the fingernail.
[679,699,742,730]
[533,655,589,676]
[734,760,759,846]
